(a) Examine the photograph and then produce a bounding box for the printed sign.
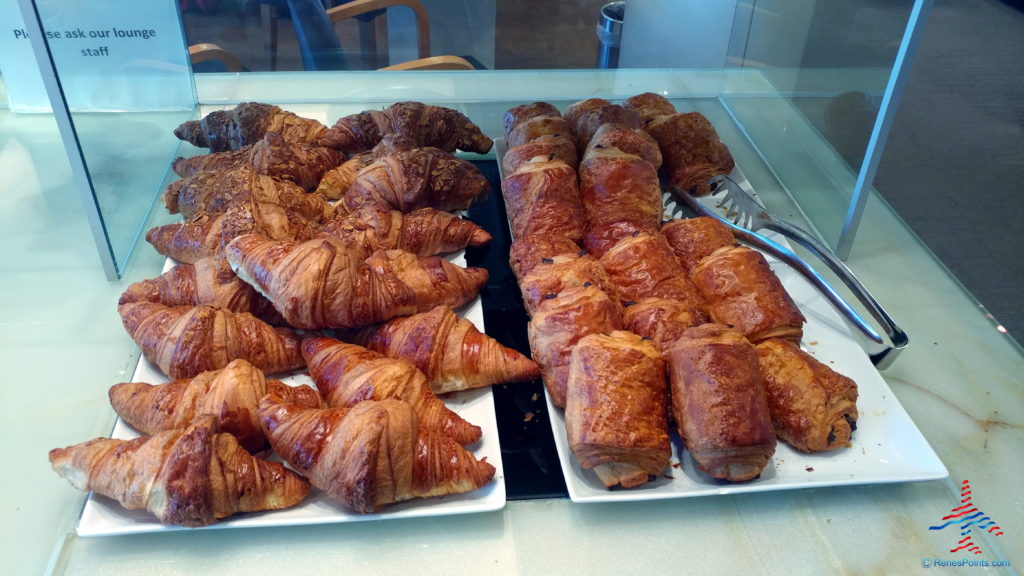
[1,0,194,111]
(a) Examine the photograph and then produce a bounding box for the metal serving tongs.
[669,175,908,369]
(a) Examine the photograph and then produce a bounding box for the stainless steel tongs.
[670,175,908,369]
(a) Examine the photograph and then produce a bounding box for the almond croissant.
[319,101,493,154]
[118,302,305,380]
[164,166,335,222]
[49,415,310,526]
[225,234,488,330]
[117,256,281,323]
[172,132,343,192]
[108,359,322,452]
[259,395,495,514]
[318,204,492,257]
[340,306,541,394]
[339,147,491,214]
[301,337,481,445]
[174,102,328,152]
[145,201,321,264]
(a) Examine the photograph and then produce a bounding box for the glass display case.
[2,1,1021,575]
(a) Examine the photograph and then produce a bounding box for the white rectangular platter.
[77,256,506,537]
[494,137,947,503]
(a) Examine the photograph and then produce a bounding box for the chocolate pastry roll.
[517,252,621,316]
[623,92,678,124]
[646,111,735,196]
[661,217,737,275]
[582,220,650,259]
[579,146,663,237]
[508,234,584,281]
[598,231,705,314]
[527,285,622,408]
[501,156,586,243]
[503,101,563,136]
[562,98,611,128]
[573,104,642,151]
[755,339,859,452]
[622,297,703,352]
[502,136,579,175]
[565,331,671,489]
[584,123,663,169]
[691,245,805,343]
[506,115,578,150]
[666,324,776,482]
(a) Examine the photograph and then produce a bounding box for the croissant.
[117,255,282,323]
[174,102,328,152]
[118,302,305,379]
[527,285,623,408]
[503,101,562,136]
[173,132,343,192]
[691,245,805,343]
[318,204,492,257]
[164,166,334,222]
[338,147,490,214]
[508,234,584,282]
[598,231,706,315]
[755,338,859,453]
[579,145,663,236]
[319,101,494,154]
[501,135,579,175]
[565,331,670,489]
[145,201,321,264]
[661,217,737,275]
[501,156,586,243]
[225,234,487,330]
[315,134,418,200]
[665,324,777,482]
[49,415,310,526]
[108,359,322,452]
[340,306,541,394]
[301,336,482,445]
[258,395,495,514]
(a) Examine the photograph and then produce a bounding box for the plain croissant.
[318,204,492,257]
[49,415,310,526]
[259,395,495,514]
[117,255,282,323]
[173,102,328,152]
[225,234,488,330]
[319,101,494,154]
[118,302,305,379]
[164,166,335,222]
[339,147,491,214]
[146,201,321,264]
[108,359,322,452]
[340,306,541,394]
[301,337,481,445]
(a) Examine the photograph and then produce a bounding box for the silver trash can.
[596,1,625,69]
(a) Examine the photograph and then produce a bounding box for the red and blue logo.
[929,479,1003,555]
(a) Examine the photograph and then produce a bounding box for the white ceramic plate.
[76,256,506,537]
[494,136,947,502]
